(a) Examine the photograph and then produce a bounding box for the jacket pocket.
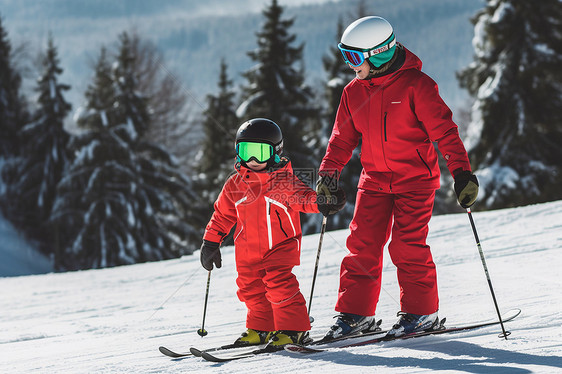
[275,210,289,238]
[416,149,433,177]
[265,197,296,249]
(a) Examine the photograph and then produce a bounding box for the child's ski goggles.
[236,142,273,163]
[338,36,396,67]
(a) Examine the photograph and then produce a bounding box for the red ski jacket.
[320,46,471,193]
[203,160,319,270]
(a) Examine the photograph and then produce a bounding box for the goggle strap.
[366,38,396,58]
[339,35,397,59]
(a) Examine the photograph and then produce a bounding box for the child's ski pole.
[197,270,212,336]
[308,215,328,322]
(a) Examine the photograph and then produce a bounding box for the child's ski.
[185,319,384,361]
[158,346,193,358]
[159,342,263,358]
[195,320,388,362]
[199,344,285,362]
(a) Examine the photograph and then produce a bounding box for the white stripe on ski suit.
[233,196,247,242]
[264,196,298,250]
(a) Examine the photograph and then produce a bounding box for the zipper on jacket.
[384,112,388,142]
[275,211,288,237]
[416,149,433,177]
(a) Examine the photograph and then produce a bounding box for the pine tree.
[0,16,27,158]
[1,35,70,257]
[113,32,150,139]
[458,0,562,209]
[196,58,239,209]
[79,47,116,131]
[238,0,319,169]
[128,33,193,169]
[52,33,203,270]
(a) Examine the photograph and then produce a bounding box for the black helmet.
[235,118,284,160]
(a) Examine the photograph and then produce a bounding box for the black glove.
[454,169,479,208]
[317,187,347,216]
[200,240,222,271]
[316,173,339,198]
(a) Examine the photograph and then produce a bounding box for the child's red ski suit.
[204,160,319,332]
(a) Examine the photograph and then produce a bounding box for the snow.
[1,200,562,373]
[100,110,108,127]
[0,212,53,277]
[236,91,262,119]
[491,2,512,24]
[478,67,503,101]
[476,162,520,206]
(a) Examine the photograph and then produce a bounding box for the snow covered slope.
[1,201,561,373]
[0,211,53,277]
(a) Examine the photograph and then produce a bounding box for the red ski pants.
[335,188,439,316]
[236,265,311,332]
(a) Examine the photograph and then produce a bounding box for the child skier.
[199,118,345,347]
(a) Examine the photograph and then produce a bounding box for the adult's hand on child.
[200,240,222,271]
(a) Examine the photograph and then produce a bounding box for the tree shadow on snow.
[305,339,562,373]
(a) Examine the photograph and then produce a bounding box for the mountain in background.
[2,0,483,126]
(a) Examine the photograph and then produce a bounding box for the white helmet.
[340,16,397,68]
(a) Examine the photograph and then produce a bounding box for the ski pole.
[308,215,328,322]
[197,270,211,336]
[466,208,510,339]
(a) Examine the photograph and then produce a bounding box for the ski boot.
[323,313,376,340]
[268,330,312,347]
[233,328,273,347]
[386,311,439,337]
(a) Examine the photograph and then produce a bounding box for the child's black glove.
[454,169,479,208]
[200,240,222,271]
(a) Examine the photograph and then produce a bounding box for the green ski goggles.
[236,142,274,163]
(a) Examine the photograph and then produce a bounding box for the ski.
[159,342,263,358]
[195,319,384,362]
[190,343,267,358]
[159,346,193,358]
[283,320,445,354]
[304,319,385,346]
[197,328,385,362]
[285,308,521,354]
[200,344,285,362]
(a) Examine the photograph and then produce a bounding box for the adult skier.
[316,16,479,339]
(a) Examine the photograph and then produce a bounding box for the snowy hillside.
[2,201,561,373]
[0,211,53,277]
